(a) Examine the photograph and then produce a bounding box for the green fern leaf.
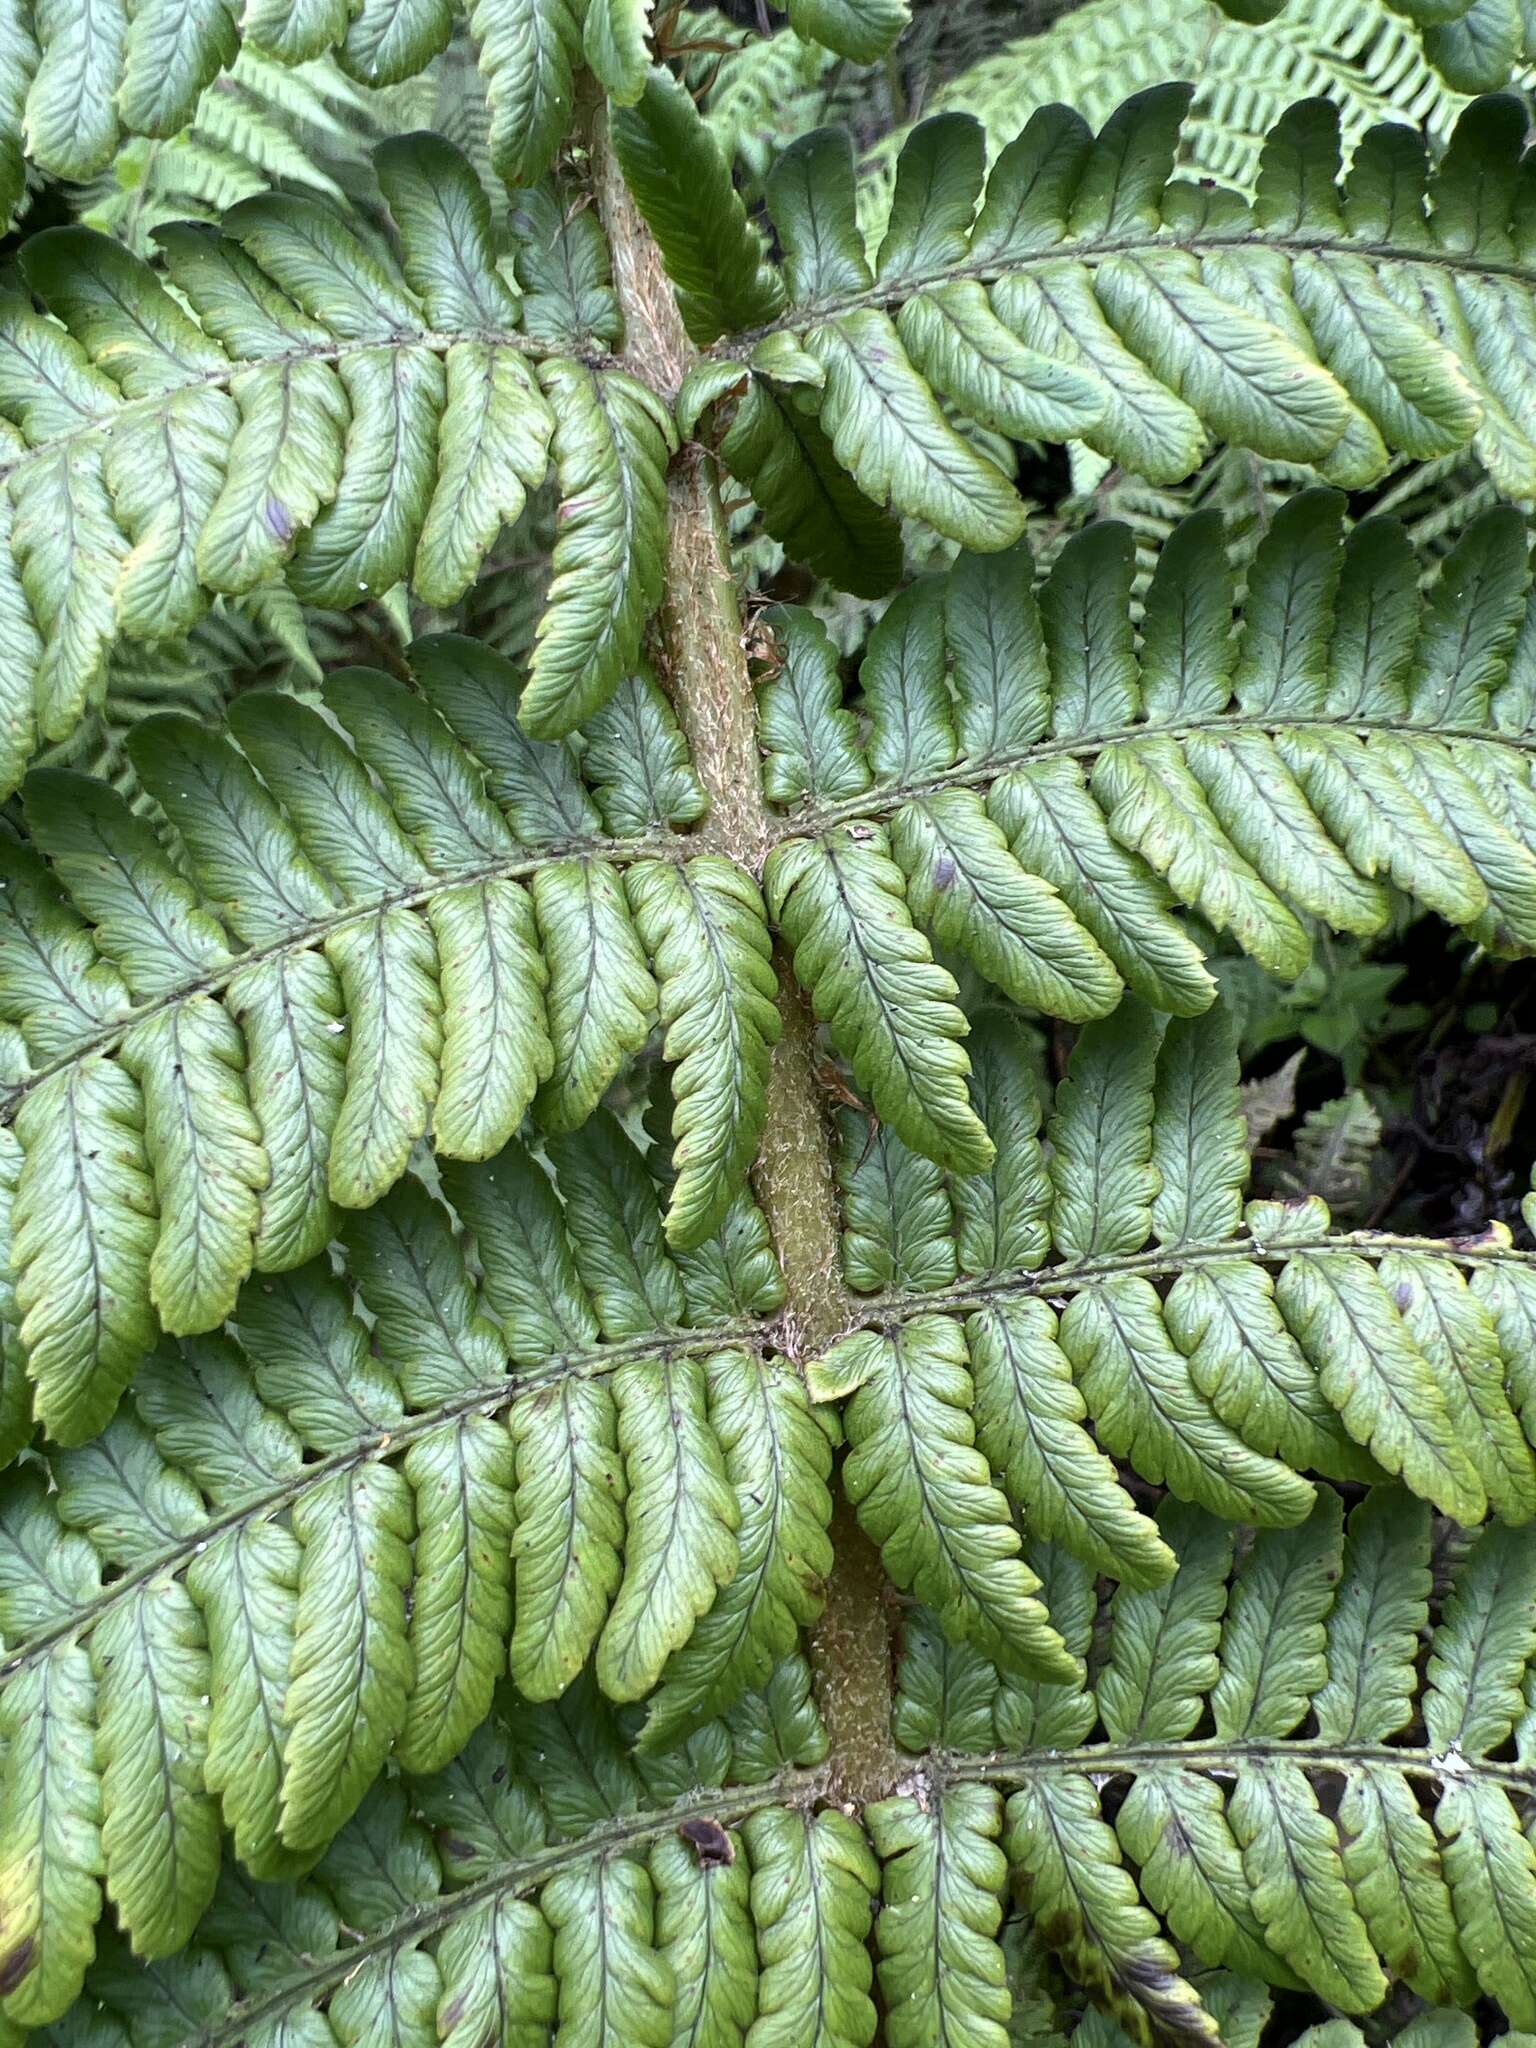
[0,1103,828,2023]
[640,1354,834,1750]
[583,0,654,105]
[471,0,582,189]
[764,830,994,1175]
[744,1806,880,2048]
[0,630,811,1421]
[509,1376,628,1702]
[627,858,781,1251]
[184,1521,302,1882]
[837,1316,1079,1682]
[524,362,673,740]
[818,998,1536,1641]
[544,1855,676,2044]
[610,66,785,345]
[720,378,904,599]
[650,1826,756,2045]
[595,1354,741,1702]
[869,1784,1011,2048]
[1006,1774,1220,2047]
[280,1460,416,1855]
[968,1300,1176,1590]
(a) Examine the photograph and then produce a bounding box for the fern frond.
[864,0,1480,207]
[0,632,785,1448]
[78,49,431,256]
[14,87,1536,781]
[652,84,1536,589]
[0,0,909,228]
[0,132,668,777]
[811,1000,1536,1623]
[0,1107,836,2020]
[5,1668,832,2040]
[893,1492,1536,2039]
[760,499,1536,1171]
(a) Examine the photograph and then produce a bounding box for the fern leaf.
[0,633,804,1421]
[472,0,582,189]
[1438,1774,1536,2025]
[118,0,237,136]
[817,1000,1536,1635]
[1117,1766,1294,1987]
[806,308,1029,551]
[0,1642,102,2025]
[544,1855,676,2044]
[583,0,654,105]
[1061,1277,1317,1525]
[887,1484,1536,2033]
[640,1354,833,1750]
[650,1827,755,2046]
[720,379,904,600]
[968,1301,1176,1590]
[1338,1763,1475,2010]
[1227,1760,1388,2010]
[24,0,125,180]
[765,830,993,1174]
[1275,1251,1486,1520]
[756,504,1536,1176]
[743,1806,880,2048]
[0,6,33,229]
[951,1013,1051,1279]
[376,135,556,605]
[397,1419,516,1777]
[91,1579,219,1958]
[891,788,1122,1023]
[12,1060,158,1445]
[610,67,785,345]
[0,136,653,771]
[184,1521,302,1881]
[524,363,673,739]
[548,1112,689,1335]
[839,1112,955,1295]
[595,1354,741,1702]
[869,1784,1011,2048]
[627,858,780,1251]
[837,1316,1079,1682]
[436,1894,556,2048]
[1006,1775,1220,2047]
[509,1377,628,1702]
[279,1461,415,1855]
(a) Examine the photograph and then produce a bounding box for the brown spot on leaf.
[0,1939,35,1995]
[678,1816,734,1867]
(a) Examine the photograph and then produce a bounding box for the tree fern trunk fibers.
[589,104,903,1805]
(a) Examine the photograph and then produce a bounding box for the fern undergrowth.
[8,2,1536,2045]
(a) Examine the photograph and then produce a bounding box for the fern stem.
[939,1739,1536,1799]
[589,100,902,1805]
[774,714,1536,839]
[874,1229,1536,1325]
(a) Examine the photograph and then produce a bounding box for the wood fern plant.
[11,2,1536,2043]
